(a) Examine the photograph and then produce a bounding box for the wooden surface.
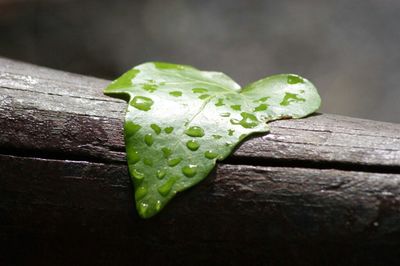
[1,57,400,265]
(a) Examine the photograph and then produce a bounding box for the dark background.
[1,0,399,123]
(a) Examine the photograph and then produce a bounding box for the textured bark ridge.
[1,57,400,265]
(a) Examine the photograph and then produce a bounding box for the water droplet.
[142,83,157,92]
[130,96,154,111]
[199,94,210,100]
[138,202,148,217]
[280,92,306,106]
[186,140,200,151]
[157,169,166,179]
[158,176,179,197]
[185,126,205,137]
[182,165,198,177]
[230,112,259,128]
[212,134,222,139]
[239,134,247,140]
[168,157,182,167]
[161,147,172,158]
[231,105,241,111]
[126,147,140,165]
[150,124,161,134]
[253,103,268,112]
[254,96,270,103]
[220,112,231,117]
[164,127,174,134]
[204,150,219,159]
[144,133,154,146]
[143,158,153,166]
[228,129,234,136]
[215,98,224,106]
[287,74,304,84]
[169,91,182,97]
[124,121,141,138]
[192,88,208,93]
[300,89,305,93]
[132,168,145,181]
[155,200,162,211]
[135,186,147,200]
[154,62,184,70]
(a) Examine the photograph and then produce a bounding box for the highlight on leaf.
[104,62,321,218]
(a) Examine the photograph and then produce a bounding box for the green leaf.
[104,62,321,218]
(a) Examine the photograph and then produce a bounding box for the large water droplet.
[168,157,182,167]
[192,88,208,93]
[182,165,198,177]
[205,150,219,159]
[130,96,154,111]
[138,202,149,217]
[169,91,182,97]
[287,74,304,84]
[230,112,259,128]
[231,105,241,111]
[150,124,161,134]
[161,147,172,158]
[155,200,162,211]
[186,140,200,151]
[185,126,205,137]
[135,186,147,200]
[158,176,179,197]
[125,121,141,138]
[215,98,224,106]
[280,92,306,106]
[132,168,145,181]
[164,127,174,134]
[143,158,153,166]
[144,133,154,146]
[126,147,140,165]
[253,103,268,112]
[157,169,166,179]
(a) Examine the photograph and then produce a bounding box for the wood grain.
[1,57,400,265]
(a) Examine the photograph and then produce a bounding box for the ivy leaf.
[104,62,321,218]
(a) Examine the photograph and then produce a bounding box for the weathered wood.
[1,57,400,265]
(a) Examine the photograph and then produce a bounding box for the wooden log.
[1,57,400,265]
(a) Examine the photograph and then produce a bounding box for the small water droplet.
[185,126,205,137]
[132,168,145,181]
[158,176,179,197]
[287,74,304,84]
[155,200,162,211]
[161,147,172,158]
[230,112,259,128]
[192,88,208,93]
[280,92,306,106]
[253,103,268,112]
[204,150,219,159]
[142,83,157,92]
[124,121,141,138]
[228,129,234,136]
[169,91,182,97]
[130,96,154,111]
[138,202,149,216]
[168,157,182,167]
[164,127,174,134]
[231,104,241,111]
[157,169,166,179]
[182,164,198,177]
[186,140,200,151]
[198,94,210,100]
[135,186,147,200]
[220,112,231,117]
[215,98,224,106]
[144,133,154,146]
[143,158,153,166]
[254,96,270,103]
[126,148,140,164]
[373,221,379,227]
[150,124,161,134]
[212,134,222,139]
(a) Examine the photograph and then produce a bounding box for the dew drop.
[155,200,162,211]
[135,186,147,200]
[150,124,161,134]
[253,103,268,112]
[228,129,235,136]
[231,104,241,111]
[142,83,157,92]
[220,112,231,117]
[158,176,179,197]
[182,165,198,177]
[168,157,182,167]
[280,92,306,106]
[186,140,200,151]
[157,169,166,179]
[130,96,154,111]
[199,94,210,100]
[144,133,154,146]
[287,74,304,84]
[255,96,270,103]
[215,98,224,106]
[138,202,149,216]
[239,134,247,140]
[164,127,174,134]
[143,158,153,166]
[230,112,259,128]
[192,88,208,93]
[125,121,141,138]
[169,91,182,97]
[205,150,219,159]
[185,126,205,137]
[132,168,145,181]
[212,134,222,139]
[161,147,172,158]
[126,147,140,165]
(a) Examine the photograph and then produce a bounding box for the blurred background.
[1,0,399,123]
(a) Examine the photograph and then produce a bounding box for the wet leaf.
[104,62,321,218]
